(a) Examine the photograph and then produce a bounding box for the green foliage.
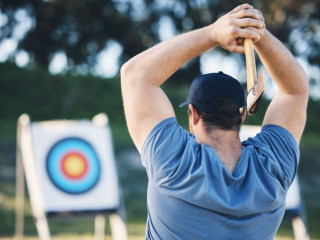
[0,62,131,150]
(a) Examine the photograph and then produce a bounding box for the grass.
[0,225,316,240]
[0,236,309,240]
[0,221,315,240]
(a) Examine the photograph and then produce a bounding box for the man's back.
[142,118,299,240]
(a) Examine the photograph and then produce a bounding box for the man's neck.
[196,128,242,174]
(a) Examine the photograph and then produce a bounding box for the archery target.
[30,118,120,213]
[46,137,100,194]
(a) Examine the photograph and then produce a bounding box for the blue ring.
[46,137,101,194]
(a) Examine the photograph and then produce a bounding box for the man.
[121,4,309,240]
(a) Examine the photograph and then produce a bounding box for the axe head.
[247,67,264,115]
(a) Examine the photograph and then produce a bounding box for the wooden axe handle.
[244,39,257,92]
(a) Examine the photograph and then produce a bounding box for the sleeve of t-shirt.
[247,124,299,190]
[141,117,195,185]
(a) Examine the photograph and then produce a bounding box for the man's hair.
[190,96,244,132]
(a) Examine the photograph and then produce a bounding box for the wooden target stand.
[15,113,127,240]
[240,125,310,240]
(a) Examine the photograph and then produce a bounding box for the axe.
[244,39,264,115]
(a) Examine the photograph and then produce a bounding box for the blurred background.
[0,0,319,239]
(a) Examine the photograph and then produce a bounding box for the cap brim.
[179,102,188,108]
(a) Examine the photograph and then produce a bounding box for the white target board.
[29,115,120,213]
[240,125,301,211]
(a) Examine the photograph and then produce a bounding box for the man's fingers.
[228,44,245,54]
[234,8,264,21]
[237,28,261,42]
[212,4,265,53]
[237,18,265,29]
[246,27,265,43]
[230,4,253,14]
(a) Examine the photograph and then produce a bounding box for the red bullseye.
[61,152,88,180]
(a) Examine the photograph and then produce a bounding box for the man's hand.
[210,4,265,53]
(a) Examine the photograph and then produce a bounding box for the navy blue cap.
[179,72,245,114]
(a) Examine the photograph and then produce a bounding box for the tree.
[0,0,319,85]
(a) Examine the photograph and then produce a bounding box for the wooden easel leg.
[109,213,128,240]
[15,146,25,240]
[17,114,51,240]
[35,216,51,240]
[292,216,310,240]
[94,215,106,240]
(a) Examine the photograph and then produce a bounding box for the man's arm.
[254,31,309,144]
[121,4,265,152]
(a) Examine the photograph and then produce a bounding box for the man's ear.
[241,108,247,124]
[189,104,200,125]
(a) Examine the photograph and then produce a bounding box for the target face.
[46,137,101,194]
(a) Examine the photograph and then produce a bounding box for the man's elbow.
[291,67,309,100]
[121,58,153,90]
[120,60,131,84]
[300,72,309,100]
[283,74,309,104]
[120,57,142,85]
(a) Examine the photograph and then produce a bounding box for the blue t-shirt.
[141,117,299,240]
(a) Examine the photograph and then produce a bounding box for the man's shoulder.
[142,117,185,152]
[244,124,298,148]
[141,117,195,168]
[243,124,299,190]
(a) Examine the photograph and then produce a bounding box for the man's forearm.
[257,30,308,144]
[254,30,309,96]
[121,26,215,87]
